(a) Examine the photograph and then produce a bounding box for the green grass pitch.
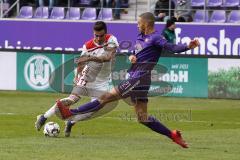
[0,91,240,160]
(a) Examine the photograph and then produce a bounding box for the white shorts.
[70,82,117,121]
[71,82,112,99]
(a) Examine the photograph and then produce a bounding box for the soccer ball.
[43,122,60,137]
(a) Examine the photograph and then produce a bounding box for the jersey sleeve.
[154,35,189,53]
[107,35,119,48]
[80,44,89,56]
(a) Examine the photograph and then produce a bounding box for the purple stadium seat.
[207,0,223,7]
[209,10,226,23]
[34,7,49,19]
[191,0,205,7]
[227,10,240,23]
[17,6,33,18]
[223,0,240,7]
[79,0,91,6]
[50,7,65,19]
[1,2,9,11]
[98,8,113,20]
[81,8,96,20]
[121,0,129,8]
[194,10,209,22]
[66,7,80,20]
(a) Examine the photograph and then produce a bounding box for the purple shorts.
[117,73,151,103]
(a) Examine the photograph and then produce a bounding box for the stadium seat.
[97,8,113,20]
[1,2,9,11]
[17,6,33,18]
[81,8,96,20]
[227,10,240,23]
[223,0,240,7]
[209,10,226,23]
[79,0,91,6]
[66,7,80,20]
[50,7,65,19]
[191,0,205,7]
[194,10,209,22]
[207,0,223,7]
[121,0,129,8]
[0,2,9,17]
[34,7,49,19]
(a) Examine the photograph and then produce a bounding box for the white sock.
[44,104,57,118]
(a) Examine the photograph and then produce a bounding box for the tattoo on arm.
[88,47,116,63]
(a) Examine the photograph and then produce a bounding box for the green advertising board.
[158,57,208,97]
[17,53,63,92]
[16,53,208,98]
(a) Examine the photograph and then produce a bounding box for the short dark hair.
[166,18,175,28]
[139,12,155,26]
[93,21,107,33]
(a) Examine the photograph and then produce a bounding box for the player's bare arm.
[76,47,117,64]
[73,63,85,86]
[89,47,116,63]
[74,55,90,64]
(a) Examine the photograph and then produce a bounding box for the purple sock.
[141,116,172,138]
[70,100,101,114]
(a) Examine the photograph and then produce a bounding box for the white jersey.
[76,34,118,89]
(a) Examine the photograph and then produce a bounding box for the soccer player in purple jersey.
[56,12,199,148]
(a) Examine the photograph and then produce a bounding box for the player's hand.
[129,55,137,64]
[188,39,200,49]
[75,56,89,64]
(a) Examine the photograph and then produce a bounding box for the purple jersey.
[129,31,189,76]
[118,31,190,103]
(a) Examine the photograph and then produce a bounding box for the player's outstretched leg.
[141,116,188,148]
[135,101,188,148]
[56,99,102,120]
[35,95,80,130]
[56,89,121,120]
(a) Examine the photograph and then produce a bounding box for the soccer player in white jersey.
[35,21,119,137]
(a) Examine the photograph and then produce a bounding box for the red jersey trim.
[85,38,96,50]
[85,34,113,50]
[105,34,112,42]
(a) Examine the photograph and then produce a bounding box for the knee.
[98,93,107,102]
[99,92,116,105]
[60,94,80,106]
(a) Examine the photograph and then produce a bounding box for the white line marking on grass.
[0,112,16,115]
